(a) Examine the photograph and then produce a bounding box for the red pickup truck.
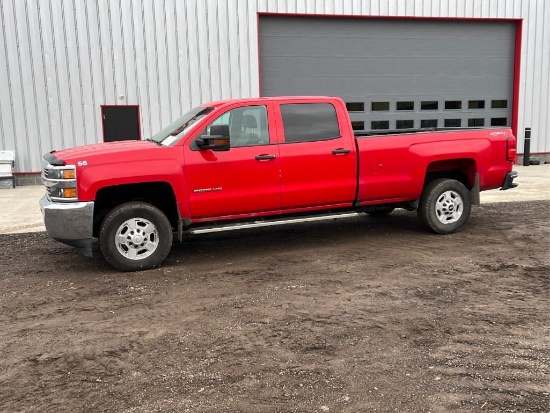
[40,96,517,271]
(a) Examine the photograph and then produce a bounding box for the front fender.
[77,159,190,218]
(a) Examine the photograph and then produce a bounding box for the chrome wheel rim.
[115,218,159,260]
[435,190,463,224]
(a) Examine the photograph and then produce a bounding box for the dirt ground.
[0,201,548,412]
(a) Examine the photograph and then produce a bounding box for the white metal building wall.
[0,0,548,172]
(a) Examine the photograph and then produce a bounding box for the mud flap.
[469,172,480,206]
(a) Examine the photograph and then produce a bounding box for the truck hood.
[46,140,163,165]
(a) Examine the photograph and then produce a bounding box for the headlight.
[41,164,78,202]
[52,169,75,180]
[46,167,76,180]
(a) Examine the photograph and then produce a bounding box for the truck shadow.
[168,210,424,264]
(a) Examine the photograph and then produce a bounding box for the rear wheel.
[99,202,173,271]
[418,178,471,234]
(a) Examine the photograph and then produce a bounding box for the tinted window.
[280,103,340,143]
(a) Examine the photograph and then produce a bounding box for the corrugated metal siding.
[0,0,548,172]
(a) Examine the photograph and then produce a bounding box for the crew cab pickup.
[40,96,518,271]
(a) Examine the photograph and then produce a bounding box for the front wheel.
[99,202,173,271]
[417,178,471,234]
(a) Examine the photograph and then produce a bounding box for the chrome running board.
[189,212,360,235]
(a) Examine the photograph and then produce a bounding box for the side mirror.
[195,124,230,151]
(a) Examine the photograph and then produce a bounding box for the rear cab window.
[280,103,341,143]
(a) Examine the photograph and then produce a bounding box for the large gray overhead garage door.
[259,16,516,132]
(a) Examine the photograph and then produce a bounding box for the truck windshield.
[150,106,215,146]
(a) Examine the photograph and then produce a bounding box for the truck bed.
[354,127,488,137]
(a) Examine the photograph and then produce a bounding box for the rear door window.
[280,103,340,143]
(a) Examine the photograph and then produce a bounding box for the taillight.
[506,136,517,162]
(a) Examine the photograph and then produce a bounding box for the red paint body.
[52,97,515,225]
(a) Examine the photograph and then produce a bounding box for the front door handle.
[255,154,276,161]
[332,148,351,155]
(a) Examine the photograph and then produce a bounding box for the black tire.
[366,206,395,217]
[99,202,173,271]
[417,178,471,234]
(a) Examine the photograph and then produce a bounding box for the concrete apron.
[0,165,549,235]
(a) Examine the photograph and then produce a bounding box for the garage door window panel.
[280,103,340,143]
[396,120,414,129]
[468,118,485,127]
[421,101,439,110]
[396,101,414,111]
[491,117,508,126]
[371,102,390,111]
[468,100,485,109]
[445,101,462,110]
[351,121,365,131]
[445,119,462,127]
[421,119,438,128]
[346,102,365,112]
[371,120,389,130]
[491,100,508,109]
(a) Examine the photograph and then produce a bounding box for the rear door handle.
[332,148,351,155]
[255,154,276,161]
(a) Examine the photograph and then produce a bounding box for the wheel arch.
[423,158,477,190]
[93,182,179,237]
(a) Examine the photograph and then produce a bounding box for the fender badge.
[193,187,223,193]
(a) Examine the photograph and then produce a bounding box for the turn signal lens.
[62,188,77,198]
[62,169,75,179]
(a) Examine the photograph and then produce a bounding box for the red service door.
[276,102,357,210]
[183,103,281,219]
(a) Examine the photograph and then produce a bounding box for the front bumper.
[500,171,519,190]
[39,195,94,257]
